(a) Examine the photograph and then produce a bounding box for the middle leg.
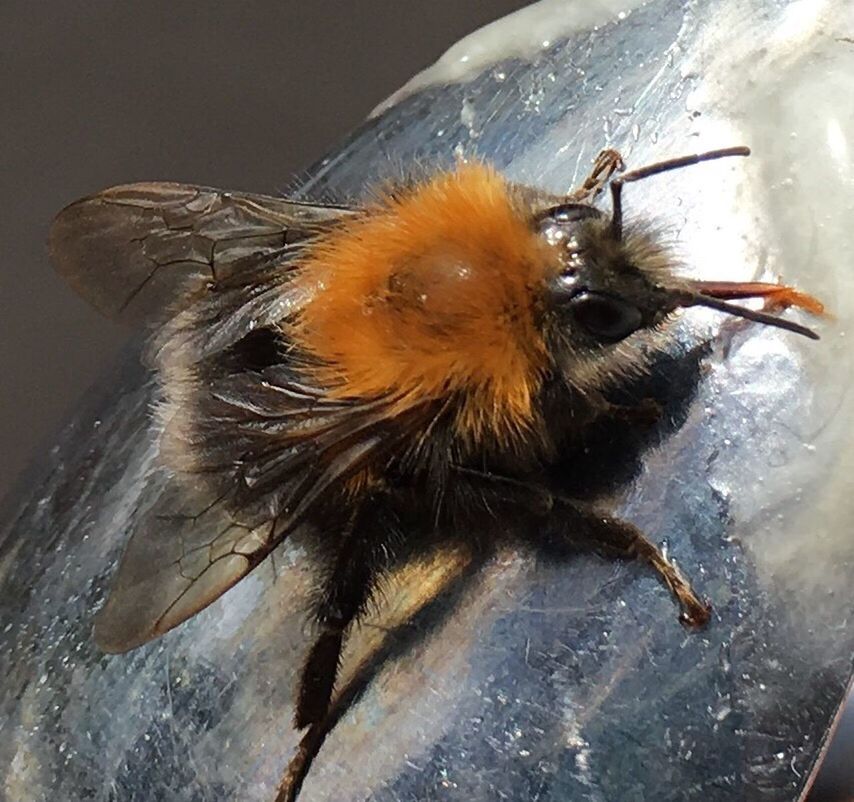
[452,465,710,628]
[539,499,710,627]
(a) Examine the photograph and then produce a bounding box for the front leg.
[601,397,663,427]
[566,148,625,203]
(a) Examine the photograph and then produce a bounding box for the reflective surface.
[2,1,852,800]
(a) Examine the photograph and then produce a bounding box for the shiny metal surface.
[2,1,852,800]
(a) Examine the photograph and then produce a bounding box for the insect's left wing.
[49,182,357,325]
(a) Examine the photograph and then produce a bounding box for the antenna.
[609,146,751,240]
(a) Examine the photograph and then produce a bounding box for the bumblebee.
[50,146,822,759]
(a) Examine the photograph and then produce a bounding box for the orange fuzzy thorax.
[289,163,558,443]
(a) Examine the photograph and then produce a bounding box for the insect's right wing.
[49,182,357,325]
[93,479,281,653]
[94,376,438,654]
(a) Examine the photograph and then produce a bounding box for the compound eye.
[568,291,643,342]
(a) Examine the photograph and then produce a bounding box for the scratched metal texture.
[1,1,852,801]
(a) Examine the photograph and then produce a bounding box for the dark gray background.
[0,0,530,501]
[1,2,849,799]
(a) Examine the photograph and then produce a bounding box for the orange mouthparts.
[675,280,826,340]
[688,281,826,316]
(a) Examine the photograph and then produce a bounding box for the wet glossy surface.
[2,1,852,800]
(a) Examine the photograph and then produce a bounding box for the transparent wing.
[93,480,282,652]
[95,383,437,653]
[49,182,356,325]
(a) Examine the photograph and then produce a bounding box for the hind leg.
[295,495,397,729]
